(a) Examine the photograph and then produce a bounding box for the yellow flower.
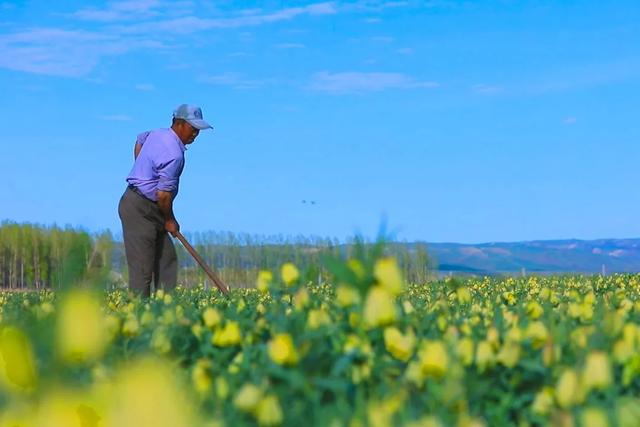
[457,338,475,366]
[374,257,403,296]
[192,359,212,394]
[525,301,544,319]
[347,259,366,279]
[502,291,516,306]
[570,327,591,348]
[456,287,472,304]
[580,303,594,322]
[212,321,242,347]
[622,323,638,344]
[202,307,222,329]
[582,352,612,391]
[34,390,103,427]
[351,360,372,384]
[336,285,360,307]
[160,309,175,326]
[234,383,263,413]
[150,327,171,355]
[293,288,310,311]
[215,376,229,400]
[475,341,495,372]
[486,327,500,348]
[418,340,448,378]
[255,395,283,426]
[256,270,273,293]
[0,406,32,427]
[555,369,579,408]
[383,327,416,362]
[363,286,396,328]
[281,263,299,286]
[56,290,108,364]
[496,341,521,368]
[613,339,634,363]
[505,326,522,343]
[402,300,415,315]
[343,334,372,356]
[539,287,551,301]
[525,321,548,349]
[0,326,37,392]
[366,402,394,427]
[404,416,444,427]
[580,407,610,427]
[105,358,197,427]
[163,293,173,305]
[531,387,554,416]
[404,361,424,387]
[191,323,204,340]
[307,309,331,330]
[228,352,243,375]
[140,310,154,326]
[268,333,299,366]
[122,315,140,337]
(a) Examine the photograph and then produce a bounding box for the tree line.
[0,221,113,290]
[1,222,434,290]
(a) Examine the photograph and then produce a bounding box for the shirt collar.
[169,128,187,152]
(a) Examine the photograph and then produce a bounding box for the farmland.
[0,249,639,426]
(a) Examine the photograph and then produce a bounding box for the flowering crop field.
[0,253,640,427]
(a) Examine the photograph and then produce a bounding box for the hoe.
[175,231,230,295]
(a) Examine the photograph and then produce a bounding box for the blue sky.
[1,0,639,243]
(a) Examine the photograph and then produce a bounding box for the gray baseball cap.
[173,104,213,130]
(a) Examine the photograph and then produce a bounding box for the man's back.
[126,128,186,201]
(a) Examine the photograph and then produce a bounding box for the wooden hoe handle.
[175,231,230,295]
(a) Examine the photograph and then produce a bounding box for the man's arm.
[157,190,179,236]
[134,131,150,159]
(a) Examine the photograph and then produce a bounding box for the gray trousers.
[118,187,177,297]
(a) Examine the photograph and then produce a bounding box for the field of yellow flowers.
[0,250,639,426]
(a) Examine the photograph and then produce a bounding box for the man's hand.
[157,190,179,236]
[164,219,180,236]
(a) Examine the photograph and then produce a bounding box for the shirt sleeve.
[156,156,185,193]
[136,131,151,145]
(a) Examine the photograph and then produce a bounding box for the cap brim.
[187,119,213,130]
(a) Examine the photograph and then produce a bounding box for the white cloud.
[0,2,335,77]
[345,0,410,12]
[472,84,502,95]
[198,72,263,89]
[98,114,132,121]
[274,43,305,49]
[0,28,164,77]
[309,71,439,94]
[363,17,382,23]
[396,47,413,55]
[113,2,337,34]
[372,36,394,43]
[564,117,577,124]
[135,83,156,91]
[70,0,164,22]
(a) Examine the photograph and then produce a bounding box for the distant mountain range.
[423,238,640,275]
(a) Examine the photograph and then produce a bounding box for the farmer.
[118,104,213,297]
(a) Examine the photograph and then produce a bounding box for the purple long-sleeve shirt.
[126,128,186,202]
